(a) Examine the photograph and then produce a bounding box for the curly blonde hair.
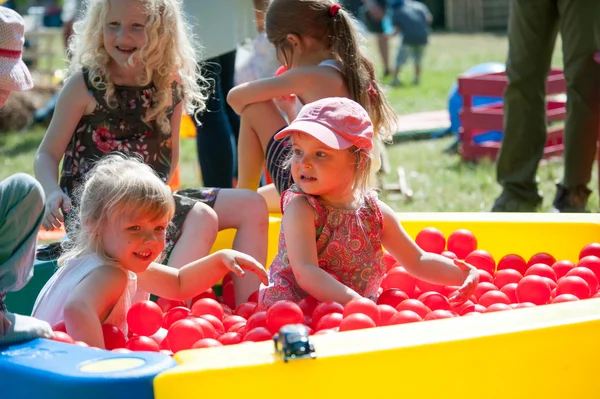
[68,0,208,133]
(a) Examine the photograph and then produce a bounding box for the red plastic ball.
[577,256,600,281]
[579,243,600,260]
[551,260,576,280]
[126,336,159,352]
[221,281,236,310]
[191,288,217,305]
[155,297,187,313]
[228,322,247,334]
[423,309,457,320]
[382,251,399,272]
[52,331,75,344]
[483,303,511,313]
[218,332,243,346]
[477,270,494,284]
[343,298,380,325]
[380,267,416,296]
[102,323,126,350]
[339,313,376,331]
[275,65,288,76]
[191,298,224,320]
[162,306,192,330]
[247,291,259,303]
[516,275,551,305]
[566,267,599,294]
[199,314,225,335]
[377,289,409,308]
[415,227,446,254]
[243,327,272,342]
[500,283,518,303]
[298,297,320,317]
[465,250,495,275]
[474,282,499,300]
[556,276,591,299]
[447,229,477,259]
[376,304,397,326]
[266,300,304,333]
[191,317,217,340]
[527,252,556,267]
[493,269,523,289]
[222,315,247,331]
[311,301,344,328]
[417,292,450,311]
[52,320,67,333]
[246,311,268,331]
[234,302,257,320]
[478,290,510,307]
[389,310,422,324]
[525,263,557,282]
[315,312,343,331]
[167,319,205,353]
[127,300,163,337]
[192,338,223,349]
[395,299,431,318]
[551,294,579,304]
[497,254,527,275]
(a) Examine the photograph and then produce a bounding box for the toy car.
[273,324,316,362]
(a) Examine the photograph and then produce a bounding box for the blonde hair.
[68,0,209,133]
[266,0,398,142]
[59,153,175,267]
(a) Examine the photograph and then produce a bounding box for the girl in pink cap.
[33,0,268,306]
[227,0,398,211]
[259,97,478,309]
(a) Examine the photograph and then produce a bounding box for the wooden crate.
[445,0,509,32]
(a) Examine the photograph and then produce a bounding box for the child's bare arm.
[379,201,475,287]
[137,250,268,301]
[63,266,129,348]
[284,196,361,305]
[166,101,183,185]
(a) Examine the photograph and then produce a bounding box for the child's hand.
[217,250,269,286]
[43,189,72,230]
[448,259,479,306]
[0,312,12,336]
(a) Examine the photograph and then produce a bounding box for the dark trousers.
[496,0,600,202]
[195,50,240,188]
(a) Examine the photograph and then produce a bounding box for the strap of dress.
[82,68,110,109]
[363,190,384,229]
[280,186,326,228]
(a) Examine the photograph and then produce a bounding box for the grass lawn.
[1,32,596,213]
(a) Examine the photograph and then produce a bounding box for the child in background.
[32,155,268,349]
[390,0,432,86]
[259,98,478,309]
[34,0,268,306]
[227,0,397,211]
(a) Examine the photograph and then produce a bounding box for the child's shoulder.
[281,186,322,216]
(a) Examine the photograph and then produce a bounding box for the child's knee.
[2,173,44,215]
[238,190,269,225]
[186,202,219,235]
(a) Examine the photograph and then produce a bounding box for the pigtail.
[329,4,397,142]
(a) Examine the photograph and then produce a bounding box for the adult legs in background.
[195,50,240,188]
[0,174,53,345]
[492,0,558,212]
[551,0,600,212]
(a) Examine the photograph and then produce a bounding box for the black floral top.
[59,69,182,197]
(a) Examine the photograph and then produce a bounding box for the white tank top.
[31,253,140,335]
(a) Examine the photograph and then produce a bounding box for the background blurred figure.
[184,0,257,188]
[492,0,600,213]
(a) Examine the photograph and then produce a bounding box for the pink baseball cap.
[274,97,374,151]
[0,8,34,92]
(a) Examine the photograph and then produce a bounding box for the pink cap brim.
[274,121,353,150]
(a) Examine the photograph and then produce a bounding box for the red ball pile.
[50,236,600,355]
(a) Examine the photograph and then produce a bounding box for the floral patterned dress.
[59,69,220,263]
[258,185,386,309]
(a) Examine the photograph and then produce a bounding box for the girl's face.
[290,133,357,206]
[103,0,147,69]
[99,211,169,273]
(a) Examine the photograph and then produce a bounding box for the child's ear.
[286,33,301,49]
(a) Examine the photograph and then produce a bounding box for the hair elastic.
[329,3,341,16]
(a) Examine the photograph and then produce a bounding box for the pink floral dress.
[59,69,219,263]
[259,185,386,309]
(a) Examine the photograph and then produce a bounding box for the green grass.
[2,32,594,213]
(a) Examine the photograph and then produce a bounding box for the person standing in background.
[492,0,600,213]
[183,0,258,188]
